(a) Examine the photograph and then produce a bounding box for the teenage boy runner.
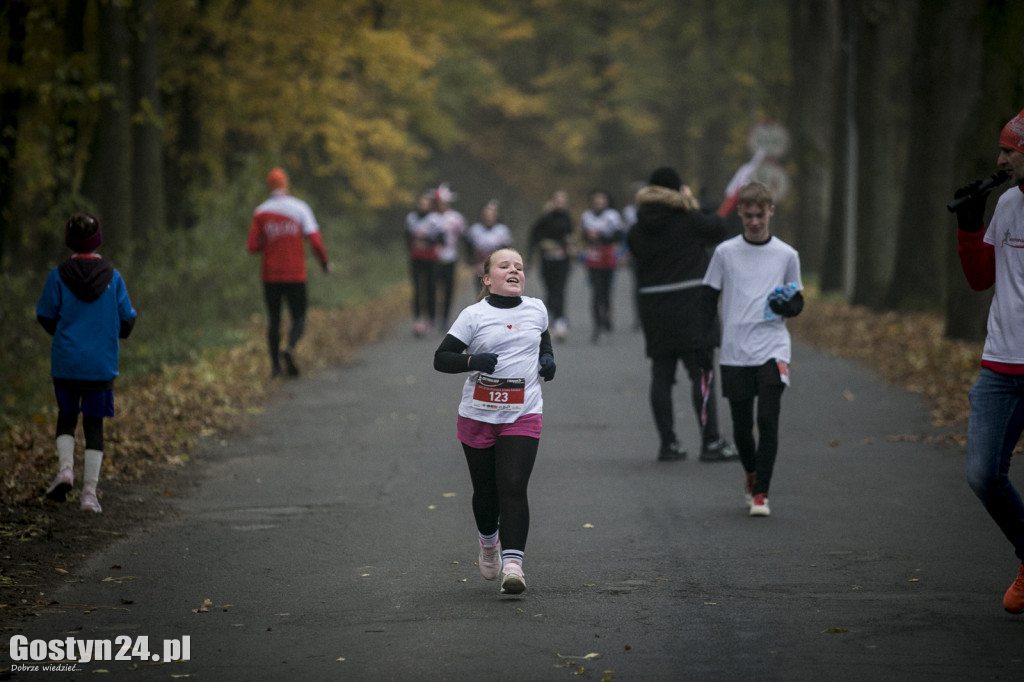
[703,181,804,517]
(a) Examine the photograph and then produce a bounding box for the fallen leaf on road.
[824,627,849,633]
[101,576,138,583]
[583,523,595,529]
[191,598,212,613]
[55,567,68,575]
[442,492,457,497]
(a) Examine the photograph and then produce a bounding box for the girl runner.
[433,248,556,595]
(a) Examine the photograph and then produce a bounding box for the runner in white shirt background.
[433,248,556,596]
[703,181,803,518]
[465,199,513,290]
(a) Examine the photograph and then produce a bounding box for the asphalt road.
[7,267,1024,681]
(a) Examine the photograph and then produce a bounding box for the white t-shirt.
[435,209,467,264]
[982,187,1024,365]
[703,234,803,367]
[466,222,513,274]
[447,296,549,423]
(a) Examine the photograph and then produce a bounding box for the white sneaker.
[500,560,526,595]
[478,541,501,580]
[46,467,74,502]
[749,493,770,517]
[80,489,103,513]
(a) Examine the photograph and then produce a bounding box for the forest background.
[2,0,1024,434]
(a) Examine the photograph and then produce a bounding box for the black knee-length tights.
[461,435,539,552]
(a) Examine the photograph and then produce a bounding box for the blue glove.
[538,354,556,381]
[468,353,498,373]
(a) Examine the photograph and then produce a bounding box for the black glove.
[952,180,989,233]
[467,353,498,373]
[769,292,804,318]
[538,354,556,382]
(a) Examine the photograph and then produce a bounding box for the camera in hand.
[947,170,1010,212]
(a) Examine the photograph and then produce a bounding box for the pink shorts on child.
[457,413,543,448]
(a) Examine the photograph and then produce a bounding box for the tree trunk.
[82,0,132,260]
[0,1,28,270]
[883,0,979,312]
[130,0,165,255]
[850,0,916,309]
[820,0,854,295]
[786,0,840,280]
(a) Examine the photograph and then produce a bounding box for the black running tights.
[461,436,539,552]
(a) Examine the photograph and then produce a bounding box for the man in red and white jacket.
[247,167,330,378]
[953,107,1024,615]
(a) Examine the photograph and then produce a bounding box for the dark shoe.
[700,439,740,462]
[281,348,300,377]
[657,443,687,462]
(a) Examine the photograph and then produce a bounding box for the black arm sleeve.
[434,334,470,373]
[119,315,137,339]
[37,315,58,337]
[539,330,553,359]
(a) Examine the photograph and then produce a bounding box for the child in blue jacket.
[36,213,137,512]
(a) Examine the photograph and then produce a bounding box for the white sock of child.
[81,449,104,512]
[83,449,102,493]
[479,530,500,547]
[56,434,75,472]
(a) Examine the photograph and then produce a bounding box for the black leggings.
[729,387,784,496]
[263,282,307,365]
[436,262,456,327]
[409,258,436,320]
[588,267,614,332]
[461,436,539,552]
[650,351,721,448]
[540,259,570,320]
[56,412,103,450]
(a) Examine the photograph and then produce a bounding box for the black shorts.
[720,360,785,401]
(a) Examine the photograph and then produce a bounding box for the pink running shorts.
[457,413,543,448]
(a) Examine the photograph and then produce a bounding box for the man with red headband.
[247,167,330,378]
[953,107,1024,614]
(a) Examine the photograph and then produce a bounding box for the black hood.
[58,257,114,303]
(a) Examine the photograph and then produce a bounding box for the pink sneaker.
[500,560,526,595]
[1003,563,1024,614]
[478,541,502,580]
[80,490,103,513]
[749,493,770,517]
[45,467,74,502]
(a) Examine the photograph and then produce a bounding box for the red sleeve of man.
[957,227,995,291]
[308,231,329,269]
[246,216,263,253]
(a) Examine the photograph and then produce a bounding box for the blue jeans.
[966,369,1024,563]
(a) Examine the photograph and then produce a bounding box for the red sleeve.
[246,217,263,253]
[308,231,329,267]
[716,193,738,218]
[957,228,995,291]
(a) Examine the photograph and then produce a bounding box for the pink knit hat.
[999,108,1024,154]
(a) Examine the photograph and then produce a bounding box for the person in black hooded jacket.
[627,167,737,463]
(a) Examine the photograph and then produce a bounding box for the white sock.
[479,531,500,548]
[56,434,75,471]
[83,450,103,493]
[501,549,524,566]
